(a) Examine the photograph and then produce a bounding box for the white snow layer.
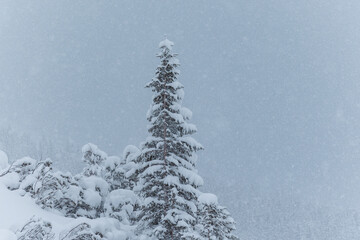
[0,229,16,240]
[0,181,68,236]
[198,193,218,205]
[0,172,20,190]
[108,189,137,207]
[159,38,174,50]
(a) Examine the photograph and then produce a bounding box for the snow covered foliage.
[0,155,81,217]
[0,157,39,190]
[36,171,80,216]
[70,144,111,218]
[76,175,109,218]
[82,143,107,177]
[103,156,127,191]
[8,157,37,181]
[59,223,101,240]
[105,189,139,225]
[121,145,141,190]
[20,158,53,197]
[16,217,55,240]
[136,38,204,239]
[197,193,238,240]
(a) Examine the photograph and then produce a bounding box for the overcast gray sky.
[1,0,360,236]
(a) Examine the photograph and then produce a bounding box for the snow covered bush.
[20,158,53,196]
[122,145,141,191]
[0,155,80,217]
[0,157,37,190]
[59,218,135,240]
[11,157,37,180]
[0,156,81,217]
[0,157,40,190]
[103,145,141,192]
[16,217,55,240]
[103,156,127,191]
[82,143,107,177]
[72,143,110,218]
[76,175,109,218]
[105,189,139,225]
[59,223,102,240]
[36,171,81,217]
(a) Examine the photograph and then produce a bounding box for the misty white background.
[1,1,360,237]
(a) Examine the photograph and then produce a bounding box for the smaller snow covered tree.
[82,143,107,177]
[76,143,110,218]
[75,175,108,218]
[16,217,55,240]
[103,146,141,191]
[105,189,139,225]
[122,145,141,190]
[197,193,238,240]
[103,156,127,191]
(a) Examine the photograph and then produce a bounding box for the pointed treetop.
[159,37,174,50]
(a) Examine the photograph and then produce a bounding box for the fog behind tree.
[1,1,360,238]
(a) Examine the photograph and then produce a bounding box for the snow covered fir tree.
[136,38,205,239]
[0,39,238,240]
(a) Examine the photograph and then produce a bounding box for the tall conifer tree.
[137,38,204,239]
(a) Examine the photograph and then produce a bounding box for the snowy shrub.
[59,218,134,240]
[103,156,127,191]
[74,144,110,218]
[105,189,139,225]
[59,223,102,240]
[35,171,80,216]
[122,145,141,190]
[20,158,52,196]
[103,145,141,192]
[82,143,107,177]
[76,175,109,218]
[7,157,37,184]
[16,217,55,240]
[0,157,38,190]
